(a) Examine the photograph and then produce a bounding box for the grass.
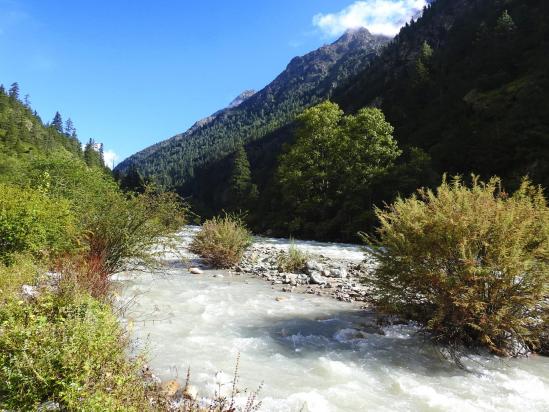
[276,242,309,273]
[190,215,252,268]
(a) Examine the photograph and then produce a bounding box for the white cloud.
[313,0,427,37]
[103,150,119,169]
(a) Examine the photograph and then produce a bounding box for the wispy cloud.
[313,0,427,37]
[103,150,119,168]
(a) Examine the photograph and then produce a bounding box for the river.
[115,227,549,412]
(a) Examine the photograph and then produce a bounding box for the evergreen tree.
[64,118,75,136]
[496,10,517,35]
[23,94,31,108]
[229,144,256,209]
[52,112,64,134]
[8,82,19,101]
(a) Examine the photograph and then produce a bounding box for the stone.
[330,268,348,279]
[37,401,61,411]
[306,261,324,273]
[161,380,180,398]
[189,267,203,274]
[183,384,198,400]
[21,284,39,300]
[309,271,327,285]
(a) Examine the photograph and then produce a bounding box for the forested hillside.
[115,29,390,186]
[335,0,549,190]
[0,83,109,175]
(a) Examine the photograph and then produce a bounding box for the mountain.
[115,28,390,187]
[334,0,549,190]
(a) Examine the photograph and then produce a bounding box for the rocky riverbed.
[231,242,376,304]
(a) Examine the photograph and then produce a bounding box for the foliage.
[273,101,401,240]
[363,176,549,357]
[336,0,549,191]
[277,243,309,273]
[0,184,76,265]
[0,291,150,411]
[0,255,37,301]
[81,187,186,275]
[228,144,259,211]
[190,215,252,268]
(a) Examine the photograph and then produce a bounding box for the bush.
[277,242,309,272]
[0,291,150,411]
[363,176,549,357]
[81,187,186,275]
[190,215,252,268]
[0,184,76,265]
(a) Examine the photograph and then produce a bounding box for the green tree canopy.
[275,101,401,238]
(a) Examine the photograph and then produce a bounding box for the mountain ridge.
[115,28,390,185]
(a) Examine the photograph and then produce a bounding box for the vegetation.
[336,0,549,191]
[190,215,252,268]
[276,243,309,273]
[363,176,549,357]
[0,83,189,409]
[0,184,76,265]
[0,290,150,411]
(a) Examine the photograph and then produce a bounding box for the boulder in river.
[306,260,324,273]
[189,267,203,274]
[309,271,327,285]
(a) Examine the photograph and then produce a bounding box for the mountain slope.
[115,29,390,187]
[334,0,549,189]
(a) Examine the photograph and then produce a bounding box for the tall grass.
[277,242,309,272]
[190,215,252,268]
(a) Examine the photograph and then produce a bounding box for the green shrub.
[277,242,309,272]
[0,255,37,300]
[0,184,76,265]
[363,176,549,356]
[81,187,186,275]
[0,292,150,411]
[190,215,252,268]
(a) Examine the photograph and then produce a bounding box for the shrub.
[190,215,252,268]
[0,291,150,411]
[0,184,76,265]
[277,242,309,272]
[81,187,186,276]
[363,176,549,357]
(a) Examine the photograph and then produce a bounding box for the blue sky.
[0,0,426,166]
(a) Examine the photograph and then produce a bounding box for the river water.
[116,228,549,412]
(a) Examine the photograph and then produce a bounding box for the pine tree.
[496,10,517,35]
[8,82,19,100]
[23,94,31,108]
[229,144,254,209]
[64,118,75,136]
[52,112,63,134]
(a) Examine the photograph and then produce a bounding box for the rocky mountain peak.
[228,90,256,108]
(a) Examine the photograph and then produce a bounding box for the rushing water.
[116,228,549,412]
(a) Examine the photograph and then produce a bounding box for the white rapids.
[116,227,549,412]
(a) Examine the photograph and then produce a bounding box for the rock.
[330,268,348,279]
[161,380,180,398]
[309,271,327,285]
[283,273,298,286]
[37,401,61,411]
[189,267,203,274]
[183,384,198,400]
[213,274,224,278]
[275,296,286,302]
[306,261,324,274]
[21,284,39,300]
